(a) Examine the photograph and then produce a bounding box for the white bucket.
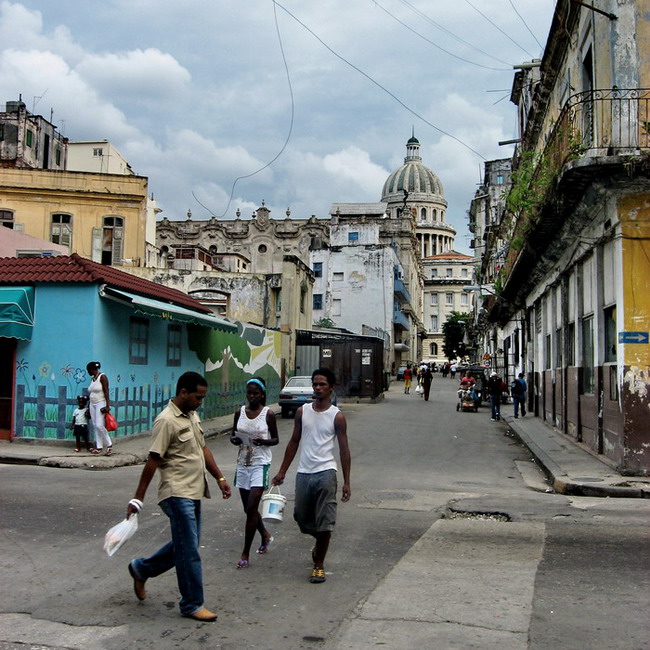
[261,487,287,522]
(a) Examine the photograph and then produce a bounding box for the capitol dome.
[381,135,446,203]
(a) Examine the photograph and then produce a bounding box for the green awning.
[0,286,35,340]
[100,286,237,333]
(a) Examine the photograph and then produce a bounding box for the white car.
[278,376,337,417]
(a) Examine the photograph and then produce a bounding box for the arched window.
[420,207,427,221]
[51,213,72,251]
[432,209,437,221]
[430,342,438,356]
[99,216,124,265]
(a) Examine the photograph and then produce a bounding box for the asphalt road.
[0,377,648,649]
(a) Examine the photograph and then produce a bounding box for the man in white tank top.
[272,368,351,584]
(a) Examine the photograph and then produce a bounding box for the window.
[333,272,344,282]
[26,130,33,147]
[51,213,72,250]
[604,305,616,363]
[313,294,323,310]
[313,262,323,278]
[545,334,552,370]
[445,293,453,306]
[555,329,563,368]
[496,174,504,185]
[431,268,438,278]
[430,342,438,356]
[55,148,61,166]
[0,209,14,229]
[93,148,103,157]
[566,322,575,365]
[431,315,438,331]
[430,293,438,306]
[420,208,426,221]
[129,317,149,364]
[332,299,342,317]
[580,316,594,394]
[461,268,468,278]
[460,293,468,306]
[258,244,267,253]
[348,232,359,242]
[446,268,453,277]
[101,216,124,265]
[167,325,182,366]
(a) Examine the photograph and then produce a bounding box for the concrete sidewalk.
[0,399,648,498]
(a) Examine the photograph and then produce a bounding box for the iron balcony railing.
[541,87,650,170]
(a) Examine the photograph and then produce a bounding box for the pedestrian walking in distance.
[230,377,279,569]
[403,365,412,394]
[272,367,351,584]
[511,372,527,418]
[487,371,502,421]
[126,371,231,622]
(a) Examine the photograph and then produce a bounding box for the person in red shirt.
[403,365,413,393]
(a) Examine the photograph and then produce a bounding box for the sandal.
[105,447,113,456]
[236,560,249,569]
[74,448,80,453]
[257,535,274,554]
[309,567,326,583]
[90,448,101,455]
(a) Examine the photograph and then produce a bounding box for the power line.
[393,0,514,67]
[372,0,510,71]
[272,0,486,160]
[462,0,535,59]
[508,0,544,51]
[195,1,296,218]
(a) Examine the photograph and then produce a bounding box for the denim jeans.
[490,395,501,419]
[513,395,526,417]
[132,497,203,616]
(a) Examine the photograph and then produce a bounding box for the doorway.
[0,339,16,440]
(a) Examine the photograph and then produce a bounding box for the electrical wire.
[462,0,535,59]
[372,0,510,71]
[508,0,544,51]
[393,0,514,67]
[194,1,295,218]
[272,0,486,160]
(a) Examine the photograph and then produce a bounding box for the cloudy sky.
[1,0,555,252]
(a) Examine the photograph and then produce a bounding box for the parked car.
[279,375,338,417]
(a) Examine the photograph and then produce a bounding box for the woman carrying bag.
[87,361,113,455]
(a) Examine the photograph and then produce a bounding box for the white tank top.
[297,403,340,474]
[236,405,272,466]
[88,373,106,405]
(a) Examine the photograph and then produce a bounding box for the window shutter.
[92,228,102,262]
[113,227,123,265]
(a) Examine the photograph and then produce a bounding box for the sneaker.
[310,567,326,583]
[491,418,496,422]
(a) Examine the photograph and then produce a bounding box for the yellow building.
[0,167,149,266]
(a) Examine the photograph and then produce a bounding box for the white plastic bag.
[415,384,422,394]
[104,514,138,557]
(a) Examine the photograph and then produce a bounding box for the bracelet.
[129,498,143,512]
[218,477,226,483]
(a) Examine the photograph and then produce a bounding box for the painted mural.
[13,320,282,441]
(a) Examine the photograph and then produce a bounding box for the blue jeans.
[490,395,501,419]
[131,497,203,616]
[513,395,526,417]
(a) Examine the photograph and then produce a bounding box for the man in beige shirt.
[126,371,231,622]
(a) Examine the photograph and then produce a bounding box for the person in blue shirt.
[511,372,527,418]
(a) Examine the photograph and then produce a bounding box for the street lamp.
[462,284,498,296]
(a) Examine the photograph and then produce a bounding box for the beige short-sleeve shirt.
[149,400,210,503]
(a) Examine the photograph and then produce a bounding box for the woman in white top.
[230,377,279,568]
[86,361,112,455]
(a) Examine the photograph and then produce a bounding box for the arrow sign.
[618,331,649,344]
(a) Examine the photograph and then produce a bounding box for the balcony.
[393,276,411,303]
[393,307,410,331]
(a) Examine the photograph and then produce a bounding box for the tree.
[442,312,470,360]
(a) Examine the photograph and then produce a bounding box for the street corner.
[38,452,146,469]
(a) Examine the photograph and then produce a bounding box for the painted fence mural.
[14,321,282,440]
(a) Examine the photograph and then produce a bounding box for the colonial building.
[421,251,476,363]
[0,99,158,268]
[473,0,650,475]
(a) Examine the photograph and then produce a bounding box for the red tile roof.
[424,250,476,261]
[0,253,211,313]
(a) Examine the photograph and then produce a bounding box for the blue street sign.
[618,331,649,344]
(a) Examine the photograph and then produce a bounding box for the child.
[229,377,279,568]
[70,396,93,453]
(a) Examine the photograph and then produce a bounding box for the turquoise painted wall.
[13,284,283,441]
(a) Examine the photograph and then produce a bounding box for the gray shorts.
[294,469,337,536]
